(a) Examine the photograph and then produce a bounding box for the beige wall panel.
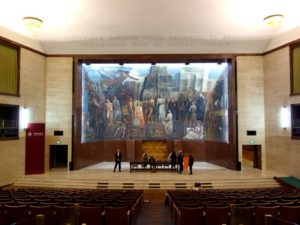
[263,47,300,178]
[0,49,46,186]
[45,57,73,171]
[237,56,266,169]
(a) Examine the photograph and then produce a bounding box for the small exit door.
[242,145,262,169]
[25,123,45,175]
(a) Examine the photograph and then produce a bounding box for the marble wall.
[45,57,73,170]
[236,56,266,169]
[264,47,300,178]
[0,49,46,186]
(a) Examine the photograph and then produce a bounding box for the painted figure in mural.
[177,94,186,122]
[92,94,106,139]
[196,92,206,122]
[184,122,204,140]
[184,98,191,126]
[157,98,166,121]
[147,97,156,121]
[105,99,113,125]
[114,115,130,139]
[120,71,139,100]
[112,96,122,121]
[128,98,135,121]
[135,101,145,128]
[162,109,173,136]
[168,98,177,120]
[143,98,149,122]
[188,101,197,126]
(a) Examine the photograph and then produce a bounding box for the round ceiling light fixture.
[263,14,284,27]
[23,17,43,29]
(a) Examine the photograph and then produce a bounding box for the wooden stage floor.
[14,162,287,190]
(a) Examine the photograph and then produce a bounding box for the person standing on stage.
[142,151,148,168]
[169,150,177,171]
[177,150,184,174]
[114,149,122,172]
[189,154,194,175]
[149,156,156,172]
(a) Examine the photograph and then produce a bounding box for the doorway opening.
[242,145,261,169]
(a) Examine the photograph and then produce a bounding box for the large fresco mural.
[81,63,228,143]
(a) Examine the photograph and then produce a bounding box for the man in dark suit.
[189,154,194,175]
[114,149,122,172]
[177,150,184,174]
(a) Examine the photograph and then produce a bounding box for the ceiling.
[1,0,300,54]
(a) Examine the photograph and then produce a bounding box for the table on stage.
[129,161,179,172]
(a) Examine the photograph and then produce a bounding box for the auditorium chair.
[204,206,230,225]
[254,205,280,225]
[78,205,103,225]
[178,206,204,225]
[104,206,130,225]
[230,205,255,225]
[29,205,54,225]
[0,205,8,225]
[53,204,77,225]
[5,204,32,225]
[279,205,300,225]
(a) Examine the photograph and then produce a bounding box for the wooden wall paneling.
[135,140,143,161]
[204,141,229,168]
[126,140,136,161]
[182,140,205,161]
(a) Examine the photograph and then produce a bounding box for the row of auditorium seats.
[0,188,143,225]
[166,188,300,225]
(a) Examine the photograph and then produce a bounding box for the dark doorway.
[242,145,261,169]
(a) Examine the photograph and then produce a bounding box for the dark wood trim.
[0,36,46,57]
[47,54,76,58]
[0,40,21,97]
[289,44,300,96]
[228,56,238,170]
[73,53,263,58]
[17,43,20,96]
[233,53,263,56]
[75,54,233,63]
[0,92,21,97]
[73,57,82,169]
[290,45,294,95]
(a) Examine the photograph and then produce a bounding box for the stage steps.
[13,177,280,190]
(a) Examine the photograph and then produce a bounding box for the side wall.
[0,49,46,186]
[45,57,73,171]
[264,47,300,178]
[236,56,266,169]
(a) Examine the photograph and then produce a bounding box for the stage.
[14,162,286,190]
